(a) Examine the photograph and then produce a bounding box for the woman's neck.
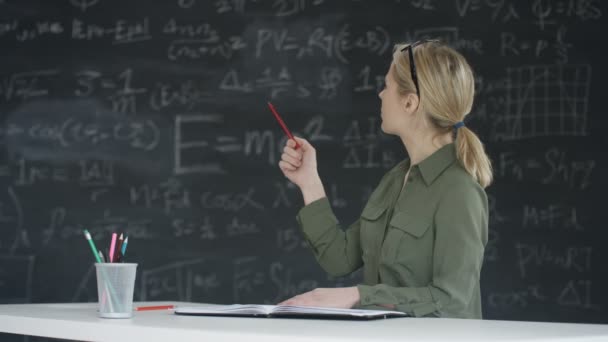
[401,132,453,165]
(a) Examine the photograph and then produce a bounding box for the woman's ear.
[401,93,419,116]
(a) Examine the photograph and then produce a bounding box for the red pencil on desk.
[267,101,300,149]
[135,305,175,311]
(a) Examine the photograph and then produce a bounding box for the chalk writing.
[495,148,594,188]
[70,0,100,12]
[141,259,220,301]
[0,69,59,102]
[71,18,152,44]
[522,204,583,231]
[5,117,159,151]
[516,243,592,278]
[255,25,390,63]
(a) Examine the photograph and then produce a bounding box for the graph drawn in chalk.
[493,64,591,141]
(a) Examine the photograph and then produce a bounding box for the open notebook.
[174,304,408,320]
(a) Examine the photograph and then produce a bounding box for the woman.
[277,40,492,318]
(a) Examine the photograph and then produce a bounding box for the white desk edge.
[1,302,608,342]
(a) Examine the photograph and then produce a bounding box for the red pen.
[267,101,300,149]
[135,305,175,311]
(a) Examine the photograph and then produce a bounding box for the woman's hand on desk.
[278,287,360,308]
[278,137,326,205]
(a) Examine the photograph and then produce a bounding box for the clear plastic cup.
[95,263,137,318]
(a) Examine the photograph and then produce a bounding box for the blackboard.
[1,0,607,333]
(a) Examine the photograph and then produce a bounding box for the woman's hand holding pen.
[278,137,326,205]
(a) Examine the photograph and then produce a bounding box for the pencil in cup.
[95,250,114,310]
[84,230,118,312]
[109,233,117,263]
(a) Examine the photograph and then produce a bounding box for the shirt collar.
[410,143,457,186]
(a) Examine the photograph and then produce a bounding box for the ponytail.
[455,127,493,188]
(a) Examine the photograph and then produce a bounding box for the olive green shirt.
[296,143,488,318]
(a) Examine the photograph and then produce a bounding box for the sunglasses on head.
[400,39,439,100]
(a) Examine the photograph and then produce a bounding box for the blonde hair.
[392,41,493,188]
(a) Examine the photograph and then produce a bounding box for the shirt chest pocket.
[381,212,433,265]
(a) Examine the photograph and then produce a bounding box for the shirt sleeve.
[356,182,488,317]
[296,197,363,277]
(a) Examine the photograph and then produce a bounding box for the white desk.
[1,302,608,342]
